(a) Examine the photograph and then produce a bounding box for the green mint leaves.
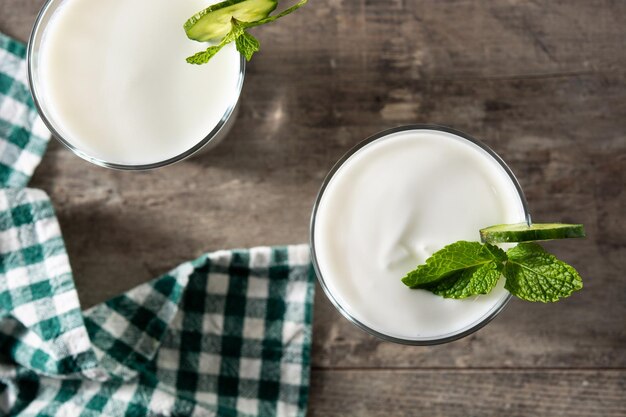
[186,0,308,65]
[402,242,506,287]
[424,260,505,299]
[503,243,583,302]
[235,30,260,61]
[402,241,583,302]
[402,242,507,299]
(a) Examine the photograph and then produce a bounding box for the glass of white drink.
[28,0,244,169]
[311,125,530,344]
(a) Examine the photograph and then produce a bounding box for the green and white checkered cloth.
[0,33,314,417]
[0,34,49,187]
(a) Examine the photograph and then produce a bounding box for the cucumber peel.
[185,0,278,42]
[480,223,586,243]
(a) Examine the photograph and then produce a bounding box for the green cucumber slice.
[185,0,278,42]
[480,223,586,243]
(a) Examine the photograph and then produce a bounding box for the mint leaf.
[401,241,506,288]
[228,18,248,40]
[503,242,583,302]
[236,30,260,61]
[420,262,504,299]
[186,45,224,65]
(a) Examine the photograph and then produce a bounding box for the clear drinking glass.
[310,124,531,345]
[27,0,245,170]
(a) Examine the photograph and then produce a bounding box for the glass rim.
[309,124,531,346]
[26,0,246,171]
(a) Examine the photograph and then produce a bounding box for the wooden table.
[2,0,625,415]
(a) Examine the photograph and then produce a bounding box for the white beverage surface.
[313,129,527,340]
[37,0,241,165]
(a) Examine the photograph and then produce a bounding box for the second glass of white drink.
[311,125,530,344]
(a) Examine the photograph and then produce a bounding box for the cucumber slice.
[480,223,586,243]
[185,0,278,42]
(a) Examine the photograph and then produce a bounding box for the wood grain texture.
[308,370,626,417]
[1,0,625,415]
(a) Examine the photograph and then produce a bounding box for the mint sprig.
[186,0,307,65]
[402,241,583,302]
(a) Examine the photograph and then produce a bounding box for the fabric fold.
[2,242,314,417]
[83,262,192,380]
[0,188,101,380]
[0,33,49,188]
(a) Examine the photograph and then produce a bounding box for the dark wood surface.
[2,0,625,415]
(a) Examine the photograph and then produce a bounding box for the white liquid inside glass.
[37,0,241,166]
[313,129,527,341]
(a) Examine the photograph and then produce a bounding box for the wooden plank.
[312,250,626,369]
[253,0,626,78]
[5,0,626,73]
[0,0,41,41]
[308,370,626,417]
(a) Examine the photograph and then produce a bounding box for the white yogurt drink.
[29,0,243,168]
[311,126,528,343]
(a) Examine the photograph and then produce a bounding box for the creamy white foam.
[313,129,527,340]
[37,0,241,165]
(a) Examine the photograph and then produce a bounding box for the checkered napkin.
[0,34,49,187]
[0,33,314,417]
